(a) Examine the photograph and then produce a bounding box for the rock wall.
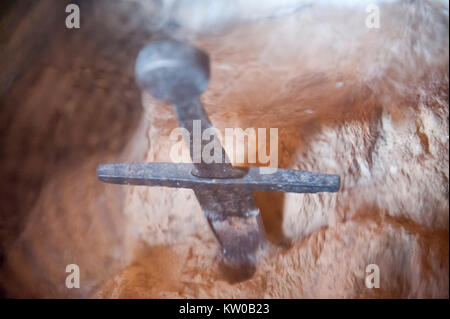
[1,0,448,298]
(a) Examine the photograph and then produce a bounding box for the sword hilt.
[135,40,236,178]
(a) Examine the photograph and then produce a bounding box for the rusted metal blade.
[194,186,265,279]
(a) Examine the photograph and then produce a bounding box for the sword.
[97,40,340,281]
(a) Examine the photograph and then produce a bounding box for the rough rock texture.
[0,0,147,298]
[1,0,448,298]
